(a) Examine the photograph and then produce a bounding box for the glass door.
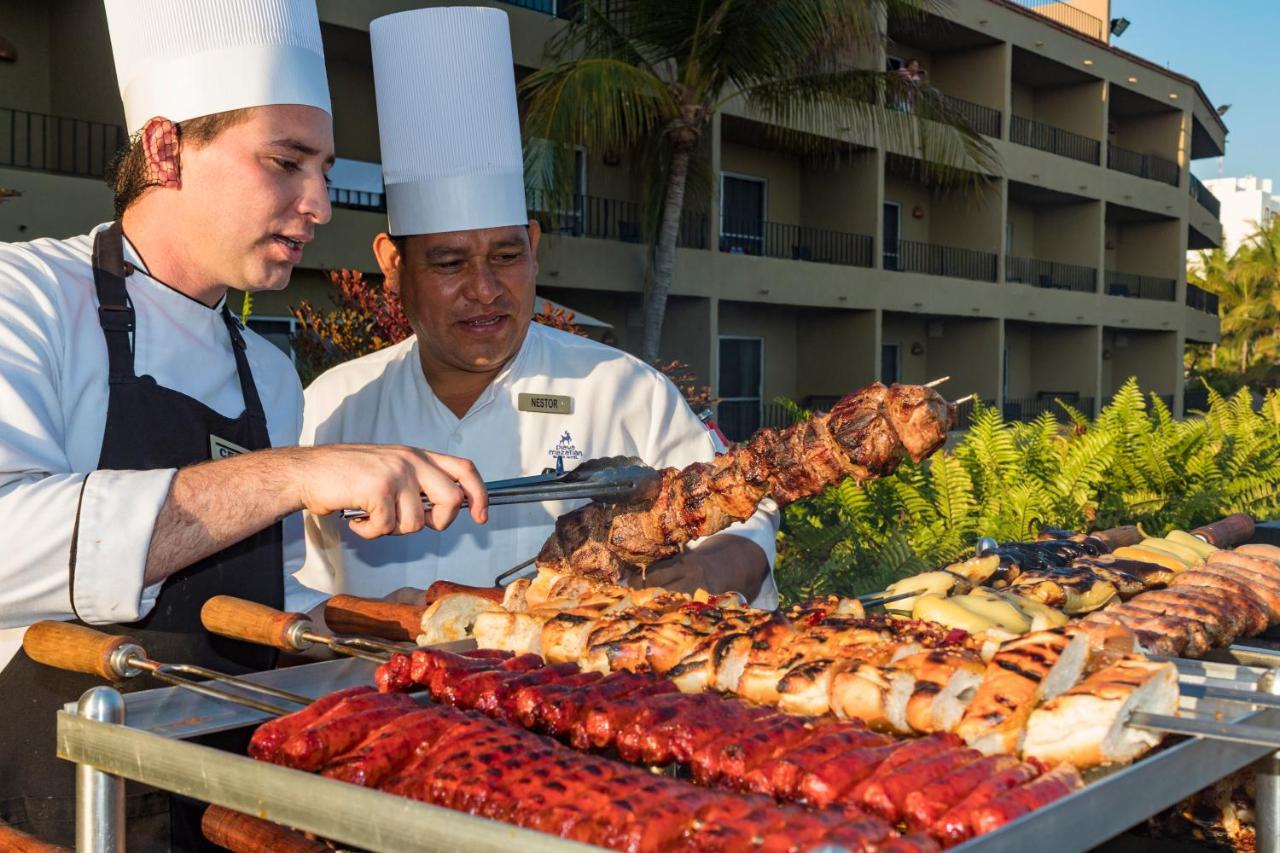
[720,174,766,256]
[883,201,901,271]
[718,336,764,441]
[880,342,900,385]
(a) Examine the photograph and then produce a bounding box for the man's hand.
[625,535,769,603]
[290,444,488,538]
[144,444,488,585]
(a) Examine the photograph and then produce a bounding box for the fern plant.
[774,378,1280,602]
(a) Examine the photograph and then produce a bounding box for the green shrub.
[774,379,1280,602]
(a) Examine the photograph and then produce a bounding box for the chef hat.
[371,7,527,236]
[104,0,331,135]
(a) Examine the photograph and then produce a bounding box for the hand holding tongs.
[340,455,662,521]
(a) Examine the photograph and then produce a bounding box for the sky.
[1110,0,1279,183]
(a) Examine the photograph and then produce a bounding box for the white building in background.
[1201,176,1280,256]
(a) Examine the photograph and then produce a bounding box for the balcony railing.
[1190,173,1222,218]
[888,239,998,282]
[1184,386,1210,413]
[328,187,385,212]
[1185,282,1220,315]
[0,105,127,179]
[529,192,707,249]
[943,94,1002,139]
[1011,115,1101,165]
[1009,0,1105,41]
[1005,256,1097,293]
[719,217,873,268]
[1107,144,1179,187]
[1003,395,1095,423]
[1105,270,1176,302]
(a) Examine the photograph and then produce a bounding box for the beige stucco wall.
[1006,322,1099,401]
[1111,109,1182,163]
[718,301,798,406]
[795,308,879,400]
[0,167,113,241]
[925,317,1002,402]
[1107,217,1180,278]
[47,0,120,127]
[1102,328,1179,397]
[798,150,879,236]
[0,2,52,114]
[1033,200,1102,268]
[1036,81,1106,142]
[720,143,802,225]
[931,44,1007,112]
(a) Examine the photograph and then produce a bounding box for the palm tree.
[1231,218,1280,369]
[1189,246,1230,368]
[521,0,996,363]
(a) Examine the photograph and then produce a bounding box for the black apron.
[0,222,284,849]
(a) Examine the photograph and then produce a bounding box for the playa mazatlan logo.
[549,430,585,473]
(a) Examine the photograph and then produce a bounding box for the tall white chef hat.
[104,0,331,135]
[371,7,527,236]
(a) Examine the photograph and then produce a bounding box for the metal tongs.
[340,455,663,521]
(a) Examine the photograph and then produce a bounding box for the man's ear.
[140,117,181,189]
[372,232,402,296]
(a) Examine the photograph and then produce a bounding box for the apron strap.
[92,221,137,383]
[220,308,270,435]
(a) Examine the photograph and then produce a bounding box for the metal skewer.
[495,556,538,586]
[924,376,951,388]
[856,590,920,609]
[952,394,975,406]
[22,622,308,716]
[1129,711,1280,750]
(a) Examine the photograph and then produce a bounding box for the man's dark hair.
[106,109,252,217]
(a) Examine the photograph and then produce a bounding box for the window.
[718,336,763,441]
[246,316,298,364]
[880,342,900,385]
[883,202,901,271]
[720,173,766,256]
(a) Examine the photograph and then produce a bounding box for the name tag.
[210,435,251,460]
[518,393,574,415]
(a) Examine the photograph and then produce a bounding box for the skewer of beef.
[535,381,956,584]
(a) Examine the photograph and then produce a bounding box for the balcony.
[1009,0,1106,42]
[1190,174,1221,218]
[943,94,1001,139]
[1105,270,1176,302]
[888,240,998,282]
[0,105,126,179]
[1003,395,1095,423]
[1005,256,1097,293]
[1107,144,1179,187]
[719,217,873,268]
[531,193,708,249]
[1185,282,1219,316]
[1011,115,1101,165]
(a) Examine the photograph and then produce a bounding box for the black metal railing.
[1005,256,1097,293]
[1011,115,1101,164]
[1105,270,1176,302]
[719,217,873,268]
[1002,395,1094,423]
[889,239,998,282]
[1185,282,1220,315]
[1189,173,1221,218]
[529,192,707,249]
[499,0,580,19]
[943,94,1002,138]
[1107,144,1179,187]
[328,187,385,212]
[0,106,127,179]
[717,401,797,442]
[1009,0,1105,41]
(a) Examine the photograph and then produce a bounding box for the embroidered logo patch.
[548,430,585,474]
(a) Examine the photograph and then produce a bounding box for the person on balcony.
[292,6,779,611]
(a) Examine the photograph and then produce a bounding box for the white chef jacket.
[293,323,780,609]
[0,223,326,672]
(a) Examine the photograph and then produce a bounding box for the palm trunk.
[1241,337,1249,373]
[1210,342,1217,368]
[640,144,692,363]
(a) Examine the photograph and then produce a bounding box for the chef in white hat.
[0,1,486,844]
[294,7,780,609]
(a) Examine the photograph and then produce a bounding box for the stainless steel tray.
[57,648,1280,853]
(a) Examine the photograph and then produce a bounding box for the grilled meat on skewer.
[536,382,954,583]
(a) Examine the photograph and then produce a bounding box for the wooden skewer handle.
[201,805,331,853]
[424,580,505,608]
[1193,513,1256,548]
[200,596,310,652]
[22,621,139,681]
[1090,524,1143,551]
[323,595,422,643]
